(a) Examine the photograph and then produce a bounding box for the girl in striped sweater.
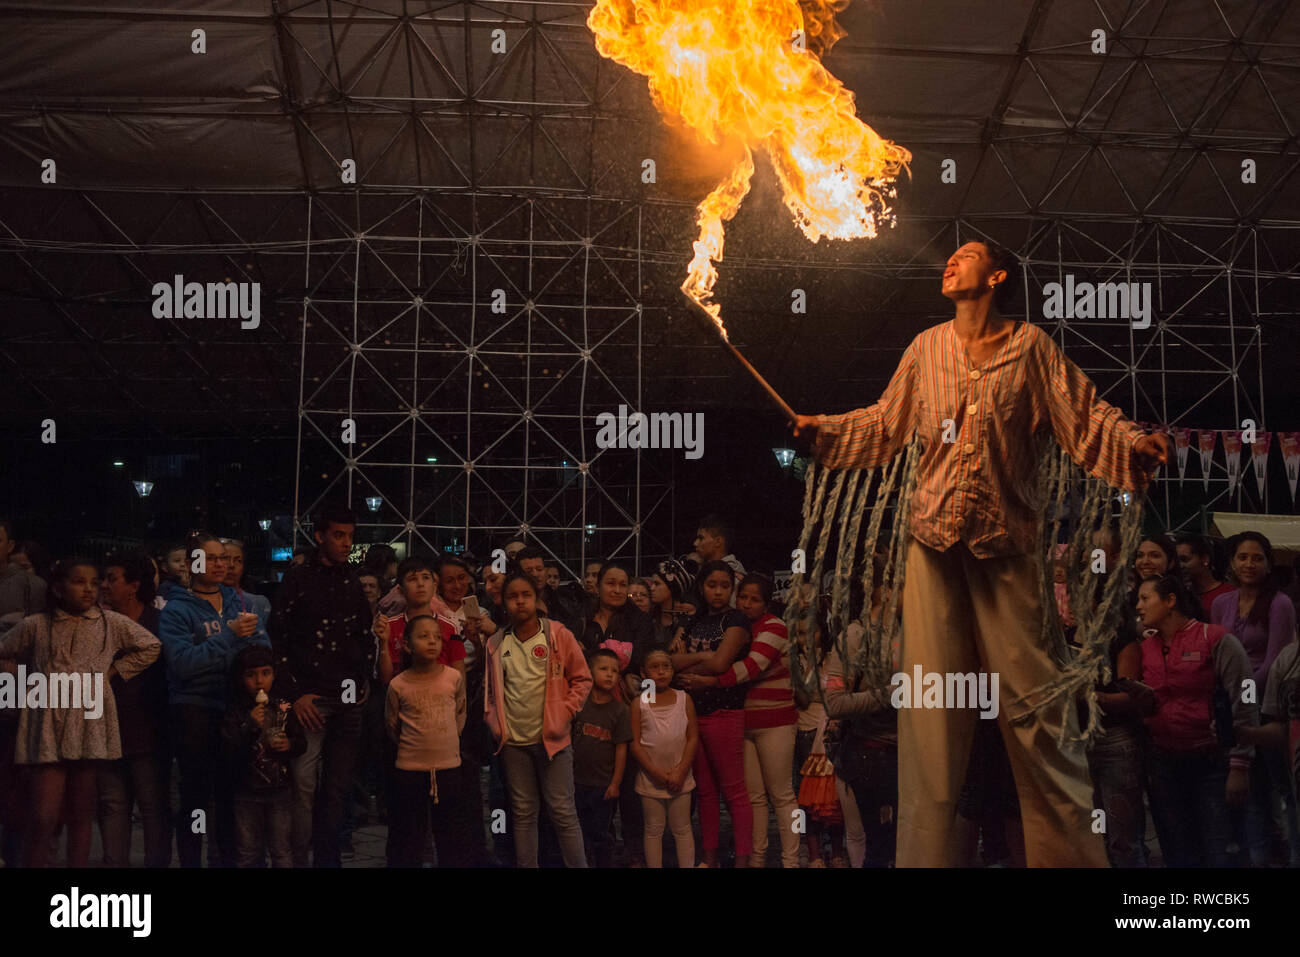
[679,574,799,867]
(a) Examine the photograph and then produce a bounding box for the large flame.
[588,0,911,339]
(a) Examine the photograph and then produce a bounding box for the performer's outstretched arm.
[1042,341,1169,491]
[795,341,919,470]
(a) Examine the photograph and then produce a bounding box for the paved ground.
[9,810,1166,868]
[5,766,1188,868]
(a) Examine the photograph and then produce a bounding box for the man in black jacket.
[268,503,375,867]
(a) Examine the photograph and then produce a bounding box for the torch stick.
[681,291,798,427]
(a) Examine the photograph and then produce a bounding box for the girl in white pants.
[631,649,699,867]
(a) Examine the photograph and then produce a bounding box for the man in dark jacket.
[268,503,375,867]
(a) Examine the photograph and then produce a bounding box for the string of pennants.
[1142,425,1300,504]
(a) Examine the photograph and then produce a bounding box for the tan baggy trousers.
[896,538,1109,867]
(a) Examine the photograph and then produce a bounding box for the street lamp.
[365,496,383,512]
[132,480,154,498]
[772,447,796,468]
[258,519,272,531]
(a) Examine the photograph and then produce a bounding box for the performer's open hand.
[792,414,820,443]
[1134,432,1171,479]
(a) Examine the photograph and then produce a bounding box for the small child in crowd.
[572,648,632,868]
[631,649,698,868]
[384,615,469,867]
[221,645,305,867]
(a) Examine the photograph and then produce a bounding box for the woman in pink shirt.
[1137,574,1256,867]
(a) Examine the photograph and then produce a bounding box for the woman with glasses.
[158,531,270,867]
[220,538,272,629]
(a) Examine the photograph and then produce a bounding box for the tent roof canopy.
[1,0,1297,438]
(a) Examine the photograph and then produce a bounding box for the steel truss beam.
[291,190,678,573]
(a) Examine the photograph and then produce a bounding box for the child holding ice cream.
[222,645,304,867]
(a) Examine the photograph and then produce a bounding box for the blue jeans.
[1087,725,1148,868]
[500,743,586,868]
[234,789,293,867]
[1146,746,1233,867]
[574,784,616,868]
[1240,754,1286,867]
[290,696,365,867]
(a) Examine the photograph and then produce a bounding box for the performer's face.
[941,242,1003,302]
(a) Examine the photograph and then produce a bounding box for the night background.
[1,0,1296,583]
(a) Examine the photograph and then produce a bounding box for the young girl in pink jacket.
[483,572,592,867]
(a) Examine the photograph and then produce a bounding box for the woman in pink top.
[384,616,469,867]
[1137,575,1255,868]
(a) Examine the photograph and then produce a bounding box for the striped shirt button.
[967,404,978,415]
[963,443,974,455]
[969,369,982,380]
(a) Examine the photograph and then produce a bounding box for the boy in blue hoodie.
[159,532,270,868]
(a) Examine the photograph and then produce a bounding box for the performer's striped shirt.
[814,320,1145,559]
[716,612,795,729]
